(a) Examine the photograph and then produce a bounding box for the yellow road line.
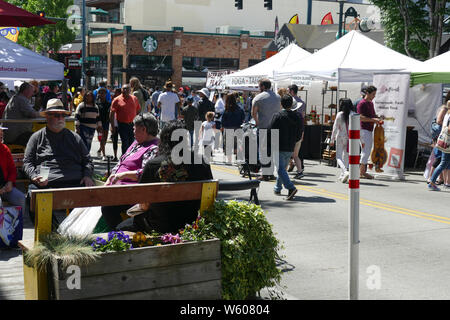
[211,164,450,225]
[299,184,450,222]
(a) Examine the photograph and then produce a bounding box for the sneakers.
[294,171,304,179]
[286,188,298,200]
[274,190,281,195]
[360,172,374,179]
[428,184,441,191]
[341,171,350,183]
[257,175,276,181]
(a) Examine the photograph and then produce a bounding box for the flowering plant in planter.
[179,200,282,300]
[91,231,133,252]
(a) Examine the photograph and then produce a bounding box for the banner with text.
[373,72,410,180]
[206,70,235,90]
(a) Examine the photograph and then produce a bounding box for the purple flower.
[161,233,182,244]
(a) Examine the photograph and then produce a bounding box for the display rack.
[319,88,347,164]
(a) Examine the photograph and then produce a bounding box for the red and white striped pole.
[348,113,360,300]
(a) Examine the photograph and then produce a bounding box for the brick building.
[87,26,272,89]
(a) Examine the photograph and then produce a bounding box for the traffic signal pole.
[81,0,86,87]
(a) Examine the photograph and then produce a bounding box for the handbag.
[57,206,102,237]
[436,118,450,153]
[0,206,23,248]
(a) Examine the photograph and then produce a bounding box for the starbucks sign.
[142,36,158,53]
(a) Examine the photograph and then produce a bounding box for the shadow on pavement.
[359,181,388,187]
[276,258,296,273]
[300,172,335,178]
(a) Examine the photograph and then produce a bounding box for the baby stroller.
[237,120,261,178]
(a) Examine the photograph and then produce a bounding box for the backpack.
[141,88,150,102]
[431,117,442,140]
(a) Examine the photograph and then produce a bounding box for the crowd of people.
[1,75,449,236]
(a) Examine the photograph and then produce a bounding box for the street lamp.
[337,0,346,39]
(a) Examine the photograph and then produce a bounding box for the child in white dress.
[330,98,353,183]
[199,111,216,157]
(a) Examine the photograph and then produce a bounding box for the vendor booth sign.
[291,75,312,88]
[228,75,265,88]
[206,70,235,90]
[373,72,410,180]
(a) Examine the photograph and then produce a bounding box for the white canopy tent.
[0,35,64,81]
[412,50,450,73]
[274,30,423,83]
[225,43,312,89]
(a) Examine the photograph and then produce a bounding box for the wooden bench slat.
[31,180,218,210]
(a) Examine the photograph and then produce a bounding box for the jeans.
[1,187,25,209]
[274,151,295,192]
[189,130,194,148]
[360,129,373,165]
[258,128,274,176]
[79,125,95,152]
[117,122,134,155]
[431,152,450,183]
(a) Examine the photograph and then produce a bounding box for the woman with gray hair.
[101,113,159,230]
[105,112,159,185]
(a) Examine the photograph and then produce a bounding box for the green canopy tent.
[410,51,450,86]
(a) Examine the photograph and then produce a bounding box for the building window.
[248,59,262,67]
[88,55,107,87]
[112,55,122,71]
[89,55,107,70]
[182,57,239,72]
[129,55,172,70]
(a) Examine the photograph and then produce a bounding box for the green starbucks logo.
[142,36,158,53]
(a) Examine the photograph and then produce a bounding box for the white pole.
[348,113,360,300]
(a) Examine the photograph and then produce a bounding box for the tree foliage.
[370,0,449,60]
[8,0,76,57]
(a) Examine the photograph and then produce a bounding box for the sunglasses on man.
[48,113,67,119]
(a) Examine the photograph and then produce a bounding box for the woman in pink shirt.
[105,113,159,185]
[101,113,159,230]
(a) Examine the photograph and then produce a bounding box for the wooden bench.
[19,180,219,300]
[11,152,30,187]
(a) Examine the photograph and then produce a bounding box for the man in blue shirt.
[93,81,111,103]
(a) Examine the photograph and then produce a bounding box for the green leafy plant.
[23,233,99,272]
[181,200,283,300]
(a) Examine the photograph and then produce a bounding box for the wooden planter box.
[48,238,221,300]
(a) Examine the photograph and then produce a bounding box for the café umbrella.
[0,0,55,27]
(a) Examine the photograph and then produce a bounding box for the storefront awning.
[49,42,82,54]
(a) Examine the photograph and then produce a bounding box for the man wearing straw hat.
[1,82,45,147]
[23,98,94,224]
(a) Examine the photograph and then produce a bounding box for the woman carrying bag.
[428,101,450,191]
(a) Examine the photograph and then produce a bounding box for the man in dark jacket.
[197,88,214,122]
[270,94,303,200]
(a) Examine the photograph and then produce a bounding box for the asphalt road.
[209,158,450,300]
[91,139,450,300]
